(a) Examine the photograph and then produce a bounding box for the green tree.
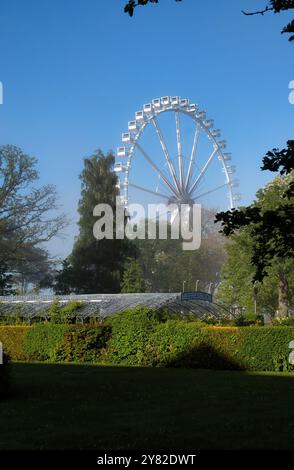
[120,258,145,293]
[54,150,134,294]
[53,259,73,295]
[0,145,67,294]
[216,141,294,318]
[10,246,55,295]
[0,261,14,296]
[216,228,294,318]
[134,210,226,293]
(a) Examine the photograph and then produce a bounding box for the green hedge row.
[0,324,111,363]
[144,323,294,371]
[1,309,294,371]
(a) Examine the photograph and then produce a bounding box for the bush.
[102,308,168,365]
[143,320,203,366]
[235,312,264,326]
[0,326,30,360]
[55,325,111,362]
[23,324,69,361]
[272,316,294,327]
[142,324,294,370]
[1,309,294,371]
[50,300,83,324]
[23,323,111,362]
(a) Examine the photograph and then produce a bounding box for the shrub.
[143,324,294,371]
[272,352,294,372]
[23,323,111,362]
[0,314,24,325]
[272,317,294,327]
[0,326,30,360]
[55,325,111,362]
[103,307,167,365]
[23,324,69,361]
[143,320,203,366]
[235,312,264,326]
[50,300,83,324]
[1,309,294,372]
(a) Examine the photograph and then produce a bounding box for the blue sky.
[0,0,293,258]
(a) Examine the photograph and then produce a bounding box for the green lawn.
[1,363,294,450]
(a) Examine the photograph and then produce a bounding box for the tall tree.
[0,145,67,294]
[54,150,133,294]
[120,258,145,293]
[0,261,14,296]
[216,222,294,318]
[216,141,294,317]
[10,246,55,295]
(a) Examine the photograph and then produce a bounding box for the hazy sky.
[0,0,293,258]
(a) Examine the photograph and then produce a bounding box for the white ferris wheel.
[115,96,240,214]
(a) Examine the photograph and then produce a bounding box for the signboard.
[181,291,213,302]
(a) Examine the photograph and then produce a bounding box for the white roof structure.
[0,293,231,322]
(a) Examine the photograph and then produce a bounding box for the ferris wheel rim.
[116,97,240,211]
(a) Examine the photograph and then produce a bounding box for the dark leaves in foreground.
[215,140,294,282]
[124,0,181,17]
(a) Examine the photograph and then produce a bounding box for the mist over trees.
[1,1,293,318]
[52,147,227,295]
[132,210,226,293]
[54,150,135,294]
[216,142,294,318]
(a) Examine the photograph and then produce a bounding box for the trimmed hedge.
[101,310,294,370]
[103,308,166,365]
[144,322,294,370]
[0,324,110,362]
[1,310,294,371]
[0,326,30,360]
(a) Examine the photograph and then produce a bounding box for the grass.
[1,363,294,450]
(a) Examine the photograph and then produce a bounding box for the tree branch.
[242,6,274,16]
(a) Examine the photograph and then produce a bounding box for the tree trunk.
[277,271,289,318]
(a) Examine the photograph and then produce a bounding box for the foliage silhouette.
[124,0,294,42]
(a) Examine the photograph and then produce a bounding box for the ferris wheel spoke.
[192,182,230,200]
[188,147,218,195]
[175,111,184,190]
[118,97,236,210]
[135,142,179,198]
[151,116,182,194]
[185,122,201,191]
[128,183,169,199]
